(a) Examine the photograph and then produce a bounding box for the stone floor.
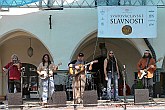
[0,97,165,110]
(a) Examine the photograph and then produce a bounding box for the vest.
[106,57,117,72]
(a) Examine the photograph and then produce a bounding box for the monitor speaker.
[7,93,23,105]
[48,91,66,107]
[134,89,149,103]
[83,90,97,107]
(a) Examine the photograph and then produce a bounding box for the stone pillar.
[0,58,2,95]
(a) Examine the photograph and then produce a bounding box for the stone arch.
[0,29,53,95]
[70,31,150,88]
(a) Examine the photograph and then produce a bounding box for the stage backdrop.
[98,6,157,38]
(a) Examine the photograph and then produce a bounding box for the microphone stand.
[20,67,25,99]
[71,64,77,108]
[6,63,14,93]
[122,65,127,110]
[5,64,13,101]
[123,65,127,103]
[47,64,50,103]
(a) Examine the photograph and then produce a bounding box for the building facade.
[0,0,165,97]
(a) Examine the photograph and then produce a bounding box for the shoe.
[149,97,153,101]
[113,98,121,102]
[107,98,112,101]
[41,102,47,107]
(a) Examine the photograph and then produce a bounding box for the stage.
[1,96,165,110]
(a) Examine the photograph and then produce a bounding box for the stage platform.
[0,96,165,110]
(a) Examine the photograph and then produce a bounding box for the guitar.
[138,57,163,79]
[39,62,62,80]
[69,60,98,75]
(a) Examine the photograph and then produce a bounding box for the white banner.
[98,6,157,38]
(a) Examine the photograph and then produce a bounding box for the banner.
[98,6,157,38]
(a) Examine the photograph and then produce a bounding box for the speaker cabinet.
[134,89,149,103]
[153,82,161,98]
[7,93,23,105]
[48,91,66,107]
[83,90,97,107]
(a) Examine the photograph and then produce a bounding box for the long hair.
[106,50,115,60]
[42,54,51,66]
[11,54,19,62]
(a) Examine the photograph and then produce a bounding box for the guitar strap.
[146,58,151,69]
[144,58,151,80]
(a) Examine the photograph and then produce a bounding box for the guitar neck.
[84,60,98,66]
[84,62,91,66]
[146,60,158,71]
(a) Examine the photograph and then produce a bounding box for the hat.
[78,53,84,57]
[144,50,150,53]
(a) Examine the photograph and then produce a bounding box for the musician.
[137,50,156,97]
[37,54,58,106]
[68,53,93,104]
[104,50,120,101]
[2,54,21,93]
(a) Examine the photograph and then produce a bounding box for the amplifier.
[8,93,23,105]
[83,90,97,107]
[134,89,149,103]
[30,91,40,99]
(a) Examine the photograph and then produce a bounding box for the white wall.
[1,8,164,68]
[0,8,98,69]
[148,8,165,68]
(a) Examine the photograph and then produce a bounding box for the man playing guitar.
[68,53,93,104]
[137,50,156,97]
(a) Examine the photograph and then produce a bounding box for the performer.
[68,53,93,104]
[104,50,120,101]
[137,50,156,97]
[3,54,21,93]
[37,54,58,106]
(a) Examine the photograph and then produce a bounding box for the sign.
[98,6,157,38]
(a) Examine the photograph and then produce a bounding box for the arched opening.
[70,32,149,97]
[22,63,38,99]
[0,30,53,96]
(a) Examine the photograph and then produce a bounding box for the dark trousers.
[142,78,153,97]
[8,80,21,93]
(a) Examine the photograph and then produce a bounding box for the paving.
[0,98,165,110]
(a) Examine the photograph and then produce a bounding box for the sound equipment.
[7,93,23,105]
[83,90,97,107]
[48,91,66,107]
[153,82,161,98]
[134,89,149,103]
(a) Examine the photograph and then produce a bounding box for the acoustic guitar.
[39,62,62,80]
[138,57,163,79]
[69,60,98,75]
